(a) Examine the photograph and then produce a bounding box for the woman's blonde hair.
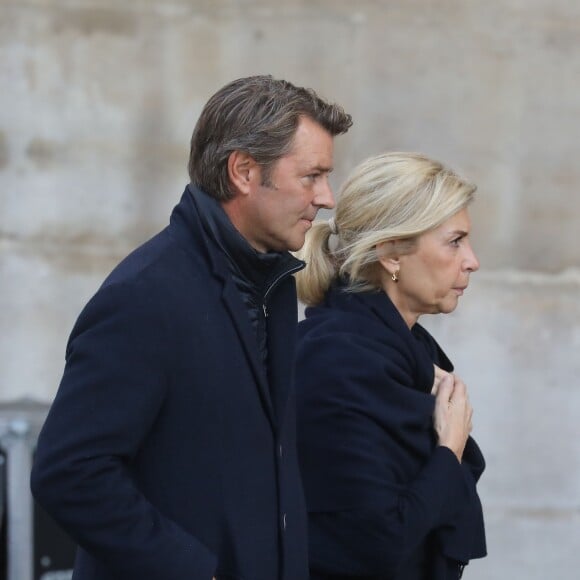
[296,152,477,306]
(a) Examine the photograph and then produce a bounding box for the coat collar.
[313,282,453,393]
[188,183,303,298]
[168,186,302,427]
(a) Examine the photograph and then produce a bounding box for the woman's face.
[383,207,479,327]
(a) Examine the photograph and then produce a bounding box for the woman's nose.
[465,244,480,272]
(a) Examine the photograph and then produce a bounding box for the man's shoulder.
[103,226,209,289]
[69,231,214,339]
[71,227,213,326]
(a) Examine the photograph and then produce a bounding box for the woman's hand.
[432,373,473,462]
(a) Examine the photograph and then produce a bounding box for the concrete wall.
[1,0,579,578]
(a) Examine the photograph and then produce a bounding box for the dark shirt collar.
[187,184,304,297]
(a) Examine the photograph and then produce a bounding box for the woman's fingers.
[433,374,473,462]
[434,372,454,399]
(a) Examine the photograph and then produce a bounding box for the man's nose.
[315,178,335,210]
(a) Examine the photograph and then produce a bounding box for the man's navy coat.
[295,284,486,580]
[31,188,309,580]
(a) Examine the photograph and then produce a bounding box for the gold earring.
[392,270,399,283]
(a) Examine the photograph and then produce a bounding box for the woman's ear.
[227,150,260,196]
[376,241,401,278]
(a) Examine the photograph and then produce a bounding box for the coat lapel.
[356,290,438,393]
[218,265,276,426]
[178,189,277,425]
[265,279,298,427]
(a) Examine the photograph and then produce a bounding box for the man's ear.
[376,241,401,277]
[227,150,260,195]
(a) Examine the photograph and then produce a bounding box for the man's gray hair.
[188,75,352,201]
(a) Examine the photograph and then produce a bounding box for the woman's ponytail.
[295,220,338,306]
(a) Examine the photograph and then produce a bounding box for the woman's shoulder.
[301,286,398,337]
[297,291,414,382]
[299,300,402,358]
[301,285,429,361]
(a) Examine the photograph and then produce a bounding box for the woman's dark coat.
[30,187,309,580]
[295,284,486,580]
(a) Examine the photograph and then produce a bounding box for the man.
[31,75,352,580]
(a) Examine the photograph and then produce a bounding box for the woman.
[295,152,487,580]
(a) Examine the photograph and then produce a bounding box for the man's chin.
[289,238,307,253]
[263,239,303,254]
[283,232,307,253]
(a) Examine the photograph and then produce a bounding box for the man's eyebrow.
[311,164,333,173]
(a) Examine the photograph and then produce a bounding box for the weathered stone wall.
[1,1,578,578]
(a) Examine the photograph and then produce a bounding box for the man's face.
[240,116,336,253]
